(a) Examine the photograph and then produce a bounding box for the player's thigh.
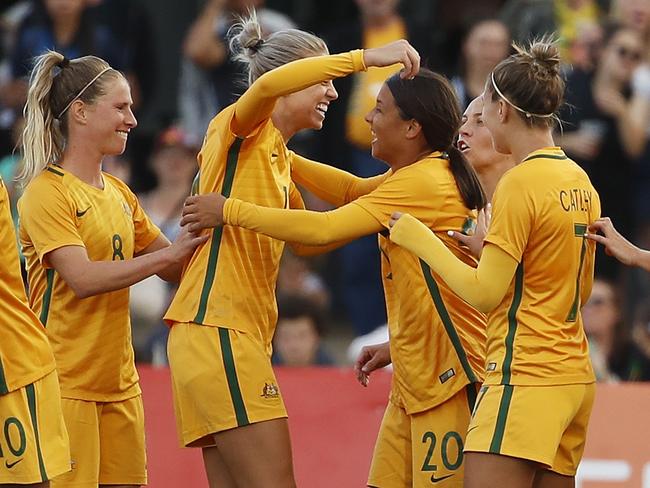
[464,452,537,488]
[202,446,237,488]
[212,418,295,488]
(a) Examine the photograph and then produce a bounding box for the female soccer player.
[0,175,70,487]
[389,40,600,488]
[181,68,487,488]
[17,52,206,488]
[163,11,420,488]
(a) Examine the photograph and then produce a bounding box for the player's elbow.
[473,294,500,314]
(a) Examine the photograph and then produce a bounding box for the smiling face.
[81,76,137,156]
[364,83,411,163]
[279,80,338,131]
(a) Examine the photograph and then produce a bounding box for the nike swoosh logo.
[76,207,90,217]
[5,458,23,469]
[430,473,454,483]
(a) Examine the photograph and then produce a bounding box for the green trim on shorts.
[25,383,48,482]
[489,385,514,454]
[419,260,478,383]
[194,137,244,324]
[218,327,250,427]
[39,269,55,326]
[502,263,524,385]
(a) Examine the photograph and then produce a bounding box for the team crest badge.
[261,382,280,399]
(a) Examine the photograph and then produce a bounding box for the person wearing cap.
[17,51,207,488]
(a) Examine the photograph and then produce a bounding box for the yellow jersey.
[484,147,599,386]
[353,154,486,414]
[222,152,487,414]
[0,177,55,395]
[18,166,161,401]
[165,50,367,348]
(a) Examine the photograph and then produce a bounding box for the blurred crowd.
[2,0,650,380]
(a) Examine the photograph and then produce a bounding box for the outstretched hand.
[448,204,491,259]
[354,342,391,387]
[363,40,420,79]
[181,193,227,233]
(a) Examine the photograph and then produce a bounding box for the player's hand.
[181,193,226,232]
[168,225,210,262]
[448,203,491,259]
[388,211,404,229]
[354,342,391,387]
[585,217,639,266]
[363,40,420,79]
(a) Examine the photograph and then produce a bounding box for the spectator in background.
[582,277,624,381]
[277,250,330,310]
[451,17,511,110]
[312,0,437,338]
[179,0,295,145]
[131,126,198,364]
[559,22,650,279]
[273,295,334,367]
[627,303,650,381]
[611,0,650,48]
[8,0,126,111]
[501,0,605,66]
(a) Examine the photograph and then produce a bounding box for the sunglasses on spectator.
[617,45,642,62]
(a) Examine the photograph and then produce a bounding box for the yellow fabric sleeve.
[291,152,391,206]
[233,50,366,136]
[389,213,518,313]
[223,197,382,245]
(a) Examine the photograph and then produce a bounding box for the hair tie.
[57,57,70,69]
[251,38,264,51]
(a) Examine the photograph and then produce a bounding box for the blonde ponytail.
[19,51,67,184]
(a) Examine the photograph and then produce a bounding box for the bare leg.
[464,452,537,488]
[212,418,296,488]
[533,470,575,488]
[202,445,238,488]
[4,483,49,488]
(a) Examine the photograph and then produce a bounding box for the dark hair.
[386,68,486,210]
[277,295,326,336]
[487,37,563,128]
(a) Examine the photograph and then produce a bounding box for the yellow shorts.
[368,384,478,488]
[168,322,287,447]
[465,383,595,475]
[51,395,146,487]
[0,371,70,484]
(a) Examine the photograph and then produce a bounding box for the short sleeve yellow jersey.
[0,177,56,395]
[18,166,161,401]
[484,147,600,386]
[353,153,487,414]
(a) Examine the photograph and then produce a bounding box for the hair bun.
[527,38,561,76]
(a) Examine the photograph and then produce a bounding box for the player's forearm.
[291,154,390,206]
[223,198,380,245]
[389,214,516,313]
[632,247,650,273]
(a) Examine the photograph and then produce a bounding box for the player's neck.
[477,158,514,202]
[59,146,105,189]
[508,129,556,165]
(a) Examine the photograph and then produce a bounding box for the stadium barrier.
[139,366,650,487]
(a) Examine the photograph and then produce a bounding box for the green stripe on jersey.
[194,137,244,324]
[39,269,55,326]
[0,359,7,394]
[46,167,64,177]
[522,153,568,163]
[420,260,478,383]
[218,328,249,426]
[502,263,523,385]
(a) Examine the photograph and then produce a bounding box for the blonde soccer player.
[0,175,70,487]
[389,39,600,488]
[17,52,206,488]
[162,10,420,488]
[181,68,487,488]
